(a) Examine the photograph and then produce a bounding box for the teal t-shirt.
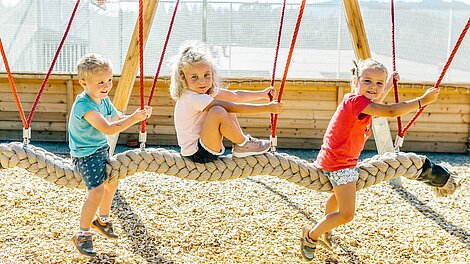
[68,91,118,157]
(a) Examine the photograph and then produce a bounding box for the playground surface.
[0,142,468,263]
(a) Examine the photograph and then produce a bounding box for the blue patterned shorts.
[324,167,359,187]
[72,145,110,190]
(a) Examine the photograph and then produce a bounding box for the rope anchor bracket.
[394,135,404,151]
[23,127,31,145]
[139,131,147,150]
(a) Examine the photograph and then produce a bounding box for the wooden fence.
[1,73,469,153]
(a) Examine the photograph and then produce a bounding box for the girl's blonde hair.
[169,41,221,100]
[76,53,112,81]
[350,58,388,91]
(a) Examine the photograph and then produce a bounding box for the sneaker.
[232,135,270,158]
[92,218,119,239]
[71,233,96,257]
[300,225,317,261]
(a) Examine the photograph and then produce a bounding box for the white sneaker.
[232,135,271,158]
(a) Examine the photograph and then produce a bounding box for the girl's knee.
[207,105,228,118]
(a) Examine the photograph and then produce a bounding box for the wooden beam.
[342,0,371,59]
[109,0,159,154]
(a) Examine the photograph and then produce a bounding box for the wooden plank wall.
[1,73,469,153]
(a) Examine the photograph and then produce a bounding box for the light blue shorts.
[323,167,359,187]
[72,145,109,190]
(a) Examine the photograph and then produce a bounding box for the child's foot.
[300,225,317,261]
[318,231,333,251]
[92,218,119,239]
[232,135,270,158]
[70,233,96,257]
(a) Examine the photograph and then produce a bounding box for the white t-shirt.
[174,90,218,156]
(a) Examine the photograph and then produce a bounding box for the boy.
[69,53,152,257]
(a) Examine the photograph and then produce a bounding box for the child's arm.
[204,99,283,114]
[362,87,439,117]
[215,86,275,103]
[84,106,152,135]
[375,71,400,103]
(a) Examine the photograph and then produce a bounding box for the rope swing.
[0,141,459,197]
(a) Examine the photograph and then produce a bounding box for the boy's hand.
[143,106,153,119]
[421,87,440,106]
[261,86,276,101]
[132,106,153,122]
[268,101,284,114]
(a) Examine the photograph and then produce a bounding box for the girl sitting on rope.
[170,41,284,163]
[300,59,440,261]
[69,53,152,257]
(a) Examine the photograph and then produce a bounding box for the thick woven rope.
[0,142,434,192]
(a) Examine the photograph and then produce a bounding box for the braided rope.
[1,142,432,192]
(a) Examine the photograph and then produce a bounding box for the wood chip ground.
[0,157,468,263]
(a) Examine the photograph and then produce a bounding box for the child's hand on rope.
[386,71,400,89]
[267,101,284,114]
[132,106,153,122]
[144,106,153,119]
[262,86,276,101]
[420,87,440,106]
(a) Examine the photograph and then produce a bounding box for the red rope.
[26,0,80,128]
[142,0,181,133]
[139,0,145,131]
[390,0,403,136]
[399,18,470,137]
[271,0,306,137]
[269,0,287,139]
[0,38,28,128]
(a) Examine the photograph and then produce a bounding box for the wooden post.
[342,0,400,184]
[108,0,159,155]
[342,0,371,60]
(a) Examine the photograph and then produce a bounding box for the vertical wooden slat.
[337,86,344,105]
[66,78,74,142]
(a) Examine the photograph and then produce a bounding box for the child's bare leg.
[324,193,338,234]
[80,185,105,229]
[229,113,242,131]
[98,180,118,217]
[308,181,356,240]
[200,106,245,152]
[325,193,338,214]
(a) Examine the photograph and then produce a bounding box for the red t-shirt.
[315,93,373,171]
